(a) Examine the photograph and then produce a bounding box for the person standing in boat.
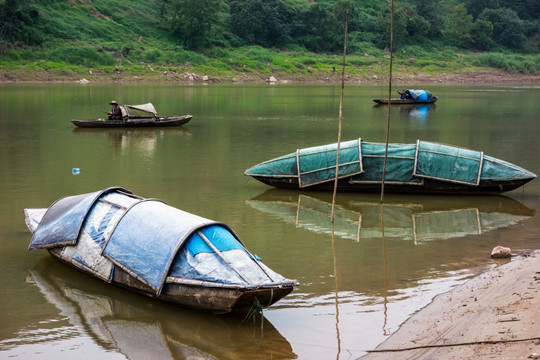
[108,101,122,120]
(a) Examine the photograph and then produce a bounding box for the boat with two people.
[24,187,298,314]
[71,103,192,128]
[244,138,536,195]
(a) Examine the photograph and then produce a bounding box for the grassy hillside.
[0,0,539,83]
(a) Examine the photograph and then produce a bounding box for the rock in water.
[491,246,512,258]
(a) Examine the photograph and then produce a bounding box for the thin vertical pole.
[380,0,395,203]
[332,9,349,223]
[331,223,341,359]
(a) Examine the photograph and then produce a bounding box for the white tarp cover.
[123,103,157,116]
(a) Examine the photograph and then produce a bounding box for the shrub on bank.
[468,53,540,73]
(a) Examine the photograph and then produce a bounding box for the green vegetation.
[0,0,538,81]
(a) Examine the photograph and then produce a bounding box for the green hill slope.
[0,0,538,82]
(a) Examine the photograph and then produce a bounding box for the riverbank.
[1,65,540,85]
[361,249,540,360]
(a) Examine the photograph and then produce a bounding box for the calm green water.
[1,83,539,359]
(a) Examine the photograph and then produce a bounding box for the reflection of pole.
[380,205,389,336]
[331,223,341,360]
[332,9,349,223]
[380,0,395,203]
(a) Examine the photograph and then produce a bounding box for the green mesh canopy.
[245,139,364,187]
[297,139,363,187]
[414,141,482,185]
[244,138,536,189]
[350,143,422,184]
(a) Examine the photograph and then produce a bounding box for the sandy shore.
[361,250,540,360]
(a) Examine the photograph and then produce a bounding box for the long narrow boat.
[373,97,438,105]
[24,187,298,314]
[71,115,192,128]
[71,103,192,128]
[244,139,536,194]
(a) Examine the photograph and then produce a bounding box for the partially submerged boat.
[71,103,192,128]
[244,139,536,194]
[24,187,297,313]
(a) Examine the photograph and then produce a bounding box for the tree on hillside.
[0,0,42,50]
[442,4,474,48]
[374,1,430,49]
[294,3,338,52]
[499,0,540,21]
[412,0,445,38]
[472,19,494,50]
[229,0,292,48]
[463,0,499,20]
[479,8,526,50]
[159,0,221,50]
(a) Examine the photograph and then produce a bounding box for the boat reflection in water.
[399,104,435,123]
[25,258,296,360]
[73,127,192,156]
[247,190,534,245]
[246,190,535,358]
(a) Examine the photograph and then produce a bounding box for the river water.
[1,83,539,359]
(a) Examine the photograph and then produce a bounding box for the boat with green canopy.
[244,139,536,194]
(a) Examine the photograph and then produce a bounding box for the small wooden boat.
[244,139,536,195]
[374,89,438,105]
[24,187,298,314]
[373,97,438,105]
[71,115,192,128]
[71,103,192,128]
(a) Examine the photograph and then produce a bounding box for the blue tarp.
[184,225,244,256]
[29,187,132,250]
[408,89,428,101]
[102,200,222,294]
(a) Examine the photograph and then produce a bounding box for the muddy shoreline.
[361,250,540,360]
[1,67,540,85]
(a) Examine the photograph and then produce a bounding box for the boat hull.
[373,97,438,105]
[244,139,536,195]
[249,175,533,195]
[26,187,297,314]
[71,115,192,128]
[49,240,295,314]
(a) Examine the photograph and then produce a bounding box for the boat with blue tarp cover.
[24,187,298,313]
[373,89,438,105]
[244,139,536,194]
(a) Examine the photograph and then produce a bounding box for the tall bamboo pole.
[380,0,395,203]
[331,9,349,223]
